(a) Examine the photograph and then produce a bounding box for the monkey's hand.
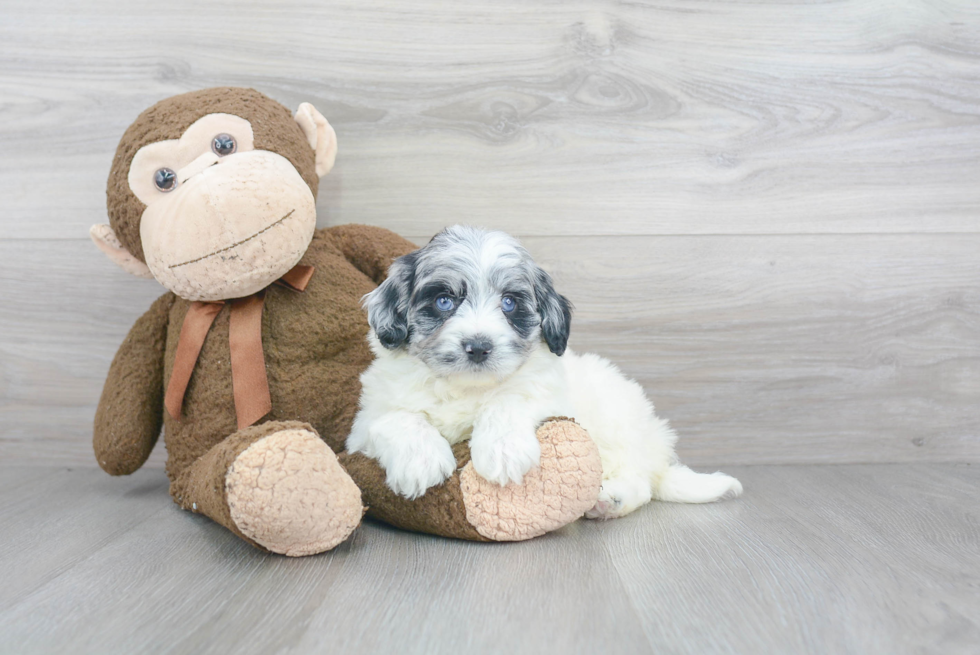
[325,224,418,285]
[93,293,175,475]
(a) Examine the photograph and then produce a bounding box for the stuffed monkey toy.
[91,87,602,555]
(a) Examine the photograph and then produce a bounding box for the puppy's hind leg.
[584,474,652,520]
[654,464,743,504]
[586,465,743,519]
[568,350,743,517]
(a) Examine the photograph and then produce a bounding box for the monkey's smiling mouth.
[169,210,296,269]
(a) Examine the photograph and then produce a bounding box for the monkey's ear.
[90,224,153,279]
[294,103,338,178]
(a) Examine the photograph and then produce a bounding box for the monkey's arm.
[325,224,419,285]
[93,292,176,475]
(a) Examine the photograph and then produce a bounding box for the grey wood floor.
[1,463,977,655]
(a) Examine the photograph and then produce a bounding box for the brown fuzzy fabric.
[339,418,602,542]
[94,224,418,513]
[95,86,434,551]
[93,292,175,475]
[96,87,598,549]
[106,88,318,262]
[157,226,418,476]
[224,426,364,556]
[340,442,491,542]
[170,420,312,550]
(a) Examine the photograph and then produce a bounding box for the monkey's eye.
[211,134,237,156]
[153,168,177,192]
[435,296,455,312]
[501,296,517,313]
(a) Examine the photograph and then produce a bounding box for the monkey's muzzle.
[139,150,318,302]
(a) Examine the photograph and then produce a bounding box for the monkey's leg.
[171,420,363,556]
[340,418,602,542]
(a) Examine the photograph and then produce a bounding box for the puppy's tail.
[654,464,743,504]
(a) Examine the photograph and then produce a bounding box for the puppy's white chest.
[423,386,487,444]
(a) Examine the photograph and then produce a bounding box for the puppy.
[347,226,742,519]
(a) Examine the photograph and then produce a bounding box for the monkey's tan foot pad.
[460,419,603,541]
[338,419,601,542]
[226,428,363,556]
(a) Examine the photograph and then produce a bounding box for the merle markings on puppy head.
[363,225,573,377]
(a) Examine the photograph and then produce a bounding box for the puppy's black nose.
[463,339,493,363]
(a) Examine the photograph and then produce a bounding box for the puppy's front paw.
[381,437,456,500]
[470,423,541,487]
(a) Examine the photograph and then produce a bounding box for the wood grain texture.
[2,4,978,652]
[1,0,978,466]
[0,464,977,654]
[599,463,980,654]
[1,0,979,239]
[545,234,980,464]
[2,235,977,467]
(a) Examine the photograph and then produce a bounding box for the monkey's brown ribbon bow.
[164,264,315,431]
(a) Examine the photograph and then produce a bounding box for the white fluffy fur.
[347,226,742,518]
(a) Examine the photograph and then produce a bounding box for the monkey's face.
[129,113,316,301]
[92,88,337,302]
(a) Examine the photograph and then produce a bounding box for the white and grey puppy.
[347,225,742,519]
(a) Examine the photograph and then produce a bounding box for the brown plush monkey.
[92,87,601,556]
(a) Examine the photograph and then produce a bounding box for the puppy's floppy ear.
[364,251,417,349]
[532,265,572,356]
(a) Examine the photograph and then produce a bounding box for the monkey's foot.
[459,418,603,541]
[340,418,602,542]
[225,428,363,556]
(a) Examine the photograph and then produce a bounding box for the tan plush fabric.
[339,419,602,542]
[170,420,302,549]
[139,150,318,301]
[107,87,318,262]
[226,427,364,556]
[461,419,603,541]
[89,224,153,279]
[340,442,490,542]
[154,225,420,478]
[96,88,601,549]
[94,223,417,553]
[294,103,337,177]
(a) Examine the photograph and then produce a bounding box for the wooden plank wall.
[1,0,978,468]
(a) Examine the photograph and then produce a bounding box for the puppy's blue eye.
[501,296,516,313]
[435,296,455,311]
